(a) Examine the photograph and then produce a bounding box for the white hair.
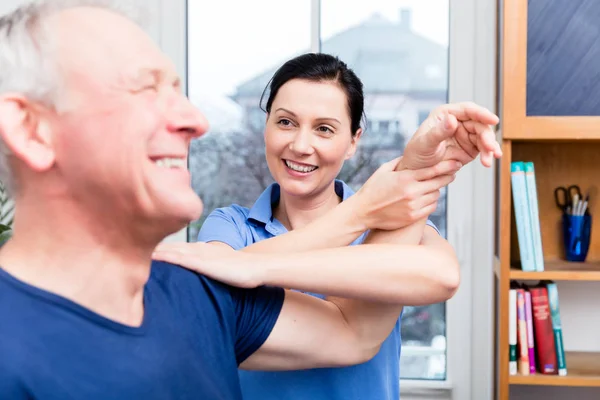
[0,0,147,193]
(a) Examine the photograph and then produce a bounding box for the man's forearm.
[327,211,428,359]
[240,196,366,254]
[330,154,447,359]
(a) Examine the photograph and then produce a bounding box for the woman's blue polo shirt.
[198,180,439,400]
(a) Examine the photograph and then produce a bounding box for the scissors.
[554,184,582,214]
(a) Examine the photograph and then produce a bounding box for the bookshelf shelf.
[509,261,600,282]
[501,117,600,141]
[494,0,600,398]
[509,352,600,388]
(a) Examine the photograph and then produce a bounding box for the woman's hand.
[352,158,460,231]
[153,242,264,288]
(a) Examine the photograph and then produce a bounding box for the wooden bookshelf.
[509,261,600,282]
[509,352,600,388]
[494,0,600,399]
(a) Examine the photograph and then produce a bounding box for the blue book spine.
[510,162,536,271]
[546,282,567,376]
[524,162,545,271]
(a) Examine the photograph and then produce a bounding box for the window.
[321,0,449,380]
[186,0,310,240]
[188,0,449,384]
[184,0,494,398]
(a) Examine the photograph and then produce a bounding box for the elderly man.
[0,1,500,399]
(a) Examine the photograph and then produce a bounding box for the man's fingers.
[455,124,481,159]
[420,112,459,148]
[462,119,502,157]
[441,102,499,125]
[442,145,474,165]
[413,160,462,181]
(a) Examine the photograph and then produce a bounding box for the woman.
[155,53,496,399]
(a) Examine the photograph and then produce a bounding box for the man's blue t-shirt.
[0,260,284,399]
[198,180,439,400]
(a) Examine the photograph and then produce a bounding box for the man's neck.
[275,181,341,231]
[0,198,158,327]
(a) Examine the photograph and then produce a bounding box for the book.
[529,284,557,374]
[509,289,518,375]
[546,282,567,376]
[524,162,545,271]
[524,290,537,374]
[510,162,536,271]
[516,289,530,374]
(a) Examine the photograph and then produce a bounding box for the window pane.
[320,0,450,380]
[186,1,310,241]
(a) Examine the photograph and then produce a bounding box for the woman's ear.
[345,128,363,160]
[0,94,56,172]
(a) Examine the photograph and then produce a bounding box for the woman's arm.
[237,226,458,371]
[209,158,459,254]
[153,227,458,306]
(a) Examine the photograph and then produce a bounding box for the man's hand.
[351,158,461,231]
[401,102,502,170]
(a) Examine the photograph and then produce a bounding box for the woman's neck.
[274,181,342,231]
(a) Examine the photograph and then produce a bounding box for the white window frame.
[156,0,498,398]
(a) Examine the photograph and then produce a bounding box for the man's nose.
[166,96,209,138]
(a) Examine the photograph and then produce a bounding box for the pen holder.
[562,213,592,262]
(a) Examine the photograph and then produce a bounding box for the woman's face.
[264,79,361,199]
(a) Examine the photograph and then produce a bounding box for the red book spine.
[530,287,557,374]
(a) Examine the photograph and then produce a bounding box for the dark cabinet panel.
[527,0,600,116]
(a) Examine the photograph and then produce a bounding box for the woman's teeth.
[154,158,186,169]
[285,160,317,173]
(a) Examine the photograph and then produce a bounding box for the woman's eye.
[318,126,334,134]
[277,119,293,127]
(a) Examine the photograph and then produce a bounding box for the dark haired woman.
[155,53,500,399]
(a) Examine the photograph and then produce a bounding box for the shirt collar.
[247,179,356,226]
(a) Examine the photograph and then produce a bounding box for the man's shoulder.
[0,272,53,394]
[149,260,233,301]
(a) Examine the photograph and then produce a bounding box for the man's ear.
[0,94,56,172]
[345,128,363,160]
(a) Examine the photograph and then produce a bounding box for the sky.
[188,0,449,99]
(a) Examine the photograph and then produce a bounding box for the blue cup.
[562,213,592,262]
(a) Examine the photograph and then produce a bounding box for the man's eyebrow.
[134,68,161,84]
[134,68,181,89]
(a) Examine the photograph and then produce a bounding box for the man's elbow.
[438,261,460,301]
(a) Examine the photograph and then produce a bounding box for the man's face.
[48,7,208,233]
